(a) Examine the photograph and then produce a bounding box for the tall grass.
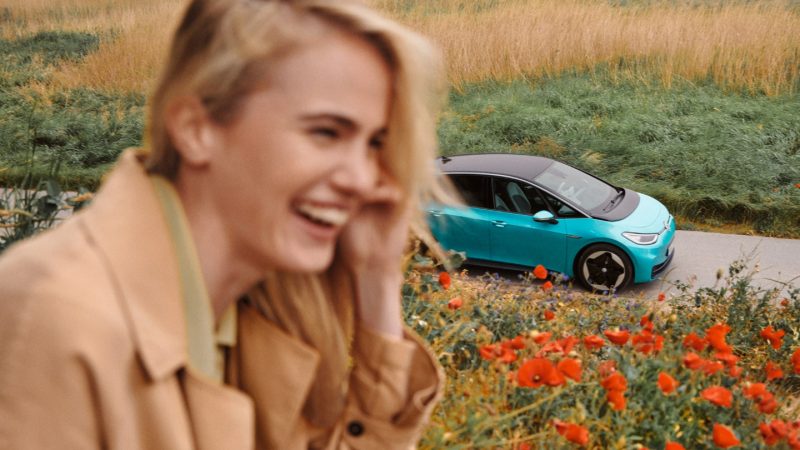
[1,0,798,94]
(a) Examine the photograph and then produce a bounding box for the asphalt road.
[462,230,800,299]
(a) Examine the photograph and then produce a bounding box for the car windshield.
[533,162,618,214]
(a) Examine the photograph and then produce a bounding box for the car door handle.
[428,210,443,217]
[491,220,506,228]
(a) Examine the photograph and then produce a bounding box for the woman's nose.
[330,146,380,196]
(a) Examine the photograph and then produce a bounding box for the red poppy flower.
[769,420,788,438]
[517,358,565,388]
[535,341,563,357]
[550,419,569,436]
[544,310,555,320]
[760,326,786,350]
[557,358,582,382]
[632,331,654,346]
[564,424,590,445]
[600,372,628,391]
[714,351,739,368]
[744,383,772,402]
[542,281,554,291]
[706,323,733,352]
[479,345,498,360]
[682,352,707,371]
[760,397,779,414]
[584,335,605,349]
[702,386,733,408]
[533,264,547,280]
[730,366,743,378]
[782,298,789,307]
[502,336,526,350]
[683,333,709,352]
[639,315,655,332]
[606,389,626,411]
[533,331,552,345]
[760,421,780,445]
[447,297,462,310]
[598,361,616,377]
[765,361,784,380]
[558,336,578,355]
[666,442,686,450]
[713,423,741,448]
[703,361,726,376]
[657,293,666,302]
[498,347,519,364]
[438,272,451,290]
[604,330,630,345]
[654,335,664,351]
[792,349,800,375]
[658,372,679,394]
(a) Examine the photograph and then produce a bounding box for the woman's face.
[202,31,392,273]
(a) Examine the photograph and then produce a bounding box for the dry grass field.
[2,0,799,95]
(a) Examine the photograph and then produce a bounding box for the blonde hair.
[145,0,444,428]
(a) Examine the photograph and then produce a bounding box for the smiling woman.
[0,0,446,449]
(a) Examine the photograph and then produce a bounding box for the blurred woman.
[0,0,445,448]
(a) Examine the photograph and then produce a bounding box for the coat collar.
[81,150,188,381]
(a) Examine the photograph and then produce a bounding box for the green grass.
[438,70,800,237]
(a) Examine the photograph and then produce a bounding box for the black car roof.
[435,153,555,182]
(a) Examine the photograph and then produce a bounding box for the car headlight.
[622,232,659,245]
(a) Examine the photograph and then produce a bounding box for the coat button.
[347,421,365,437]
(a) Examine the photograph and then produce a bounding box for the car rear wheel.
[577,244,633,292]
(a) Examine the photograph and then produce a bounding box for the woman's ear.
[165,95,220,168]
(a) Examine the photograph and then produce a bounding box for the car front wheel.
[577,244,633,292]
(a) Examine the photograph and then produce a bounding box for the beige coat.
[0,151,443,449]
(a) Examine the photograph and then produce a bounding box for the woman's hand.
[338,172,409,338]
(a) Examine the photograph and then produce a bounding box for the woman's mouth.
[292,202,350,228]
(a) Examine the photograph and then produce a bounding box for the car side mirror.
[533,210,558,224]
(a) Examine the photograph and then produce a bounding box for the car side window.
[491,177,550,216]
[541,192,580,218]
[448,174,491,209]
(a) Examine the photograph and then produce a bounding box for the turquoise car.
[427,153,675,291]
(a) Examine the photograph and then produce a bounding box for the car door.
[485,176,568,272]
[427,174,492,261]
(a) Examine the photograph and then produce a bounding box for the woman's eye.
[311,128,338,139]
[369,137,384,151]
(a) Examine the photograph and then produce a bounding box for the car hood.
[619,193,670,231]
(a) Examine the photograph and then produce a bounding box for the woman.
[0,0,446,448]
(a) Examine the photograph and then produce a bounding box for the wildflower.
[438,272,451,289]
[657,293,666,301]
[533,264,547,280]
[775,188,779,192]
[558,336,578,356]
[743,383,771,402]
[782,299,790,307]
[517,358,565,388]
[729,366,742,378]
[797,184,800,188]
[535,341,564,357]
[682,352,707,371]
[792,349,800,375]
[598,361,616,377]
[683,333,709,352]
[499,347,519,364]
[706,323,733,352]
[702,386,733,407]
[658,372,679,394]
[550,420,590,446]
[760,326,786,350]
[666,441,687,450]
[601,372,628,392]
[639,314,655,332]
[654,335,664,351]
[606,389,626,411]
[557,358,582,382]
[760,422,780,445]
[714,351,739,368]
[532,331,552,345]
[447,297,462,310]
[583,335,605,349]
[713,423,741,448]
[502,336,526,350]
[604,329,630,345]
[703,361,726,376]
[479,345,497,360]
[760,397,779,414]
[765,361,783,380]
[542,281,554,291]
[544,310,555,321]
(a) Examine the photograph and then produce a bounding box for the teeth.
[294,203,349,227]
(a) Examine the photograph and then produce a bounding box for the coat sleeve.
[334,324,444,450]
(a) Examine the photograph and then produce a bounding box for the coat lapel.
[233,303,321,449]
[182,368,255,450]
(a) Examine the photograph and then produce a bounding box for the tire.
[576,244,634,292]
